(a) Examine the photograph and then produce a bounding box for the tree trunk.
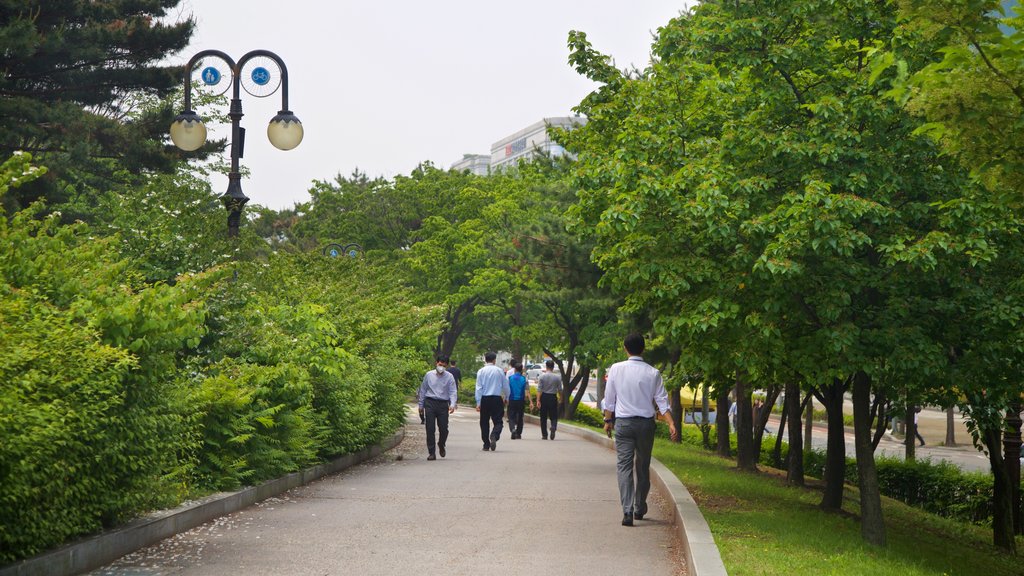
[786,382,806,486]
[716,383,731,457]
[736,375,756,471]
[945,406,957,447]
[753,384,780,463]
[1002,400,1022,535]
[852,371,886,546]
[435,298,478,358]
[818,378,847,511]
[904,404,917,461]
[804,392,814,461]
[700,380,712,449]
[670,387,682,443]
[869,393,889,451]
[772,400,787,469]
[984,424,1017,553]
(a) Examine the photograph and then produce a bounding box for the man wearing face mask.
[417,355,458,460]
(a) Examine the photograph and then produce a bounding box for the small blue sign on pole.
[251,67,271,86]
[201,66,221,85]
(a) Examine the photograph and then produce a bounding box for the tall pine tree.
[0,1,195,214]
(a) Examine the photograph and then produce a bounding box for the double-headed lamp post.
[169,49,303,237]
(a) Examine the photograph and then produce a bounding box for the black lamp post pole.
[179,49,293,237]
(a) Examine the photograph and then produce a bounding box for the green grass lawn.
[653,439,1021,575]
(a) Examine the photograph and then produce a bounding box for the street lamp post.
[170,49,303,237]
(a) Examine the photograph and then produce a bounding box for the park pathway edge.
[0,430,404,576]
[523,413,729,576]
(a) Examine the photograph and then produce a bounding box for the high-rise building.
[489,117,586,171]
[450,154,491,176]
[449,116,586,174]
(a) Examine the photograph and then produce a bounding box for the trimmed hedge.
[663,420,1017,527]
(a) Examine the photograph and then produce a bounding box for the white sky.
[172,1,691,209]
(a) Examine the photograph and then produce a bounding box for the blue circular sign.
[201,66,221,85]
[251,67,271,86]
[329,248,340,257]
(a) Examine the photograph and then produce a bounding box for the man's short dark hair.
[450,360,457,366]
[436,354,449,364]
[485,351,497,363]
[545,359,554,369]
[624,333,645,355]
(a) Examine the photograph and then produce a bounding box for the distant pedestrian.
[603,334,678,527]
[447,359,463,393]
[476,351,510,451]
[417,355,457,460]
[536,360,561,440]
[728,400,737,430]
[507,364,532,439]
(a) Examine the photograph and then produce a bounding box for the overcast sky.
[171,1,691,209]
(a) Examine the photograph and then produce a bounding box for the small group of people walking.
[416,334,678,528]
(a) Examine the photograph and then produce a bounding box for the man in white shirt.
[603,334,678,527]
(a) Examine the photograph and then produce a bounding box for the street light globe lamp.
[170,49,300,237]
[268,111,303,150]
[169,111,207,151]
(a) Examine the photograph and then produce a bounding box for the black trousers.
[540,393,558,438]
[424,397,450,455]
[479,395,504,446]
[508,399,526,435]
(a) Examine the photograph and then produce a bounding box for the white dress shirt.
[604,356,670,418]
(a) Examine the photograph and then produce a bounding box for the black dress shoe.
[427,454,436,461]
[621,514,633,527]
[550,429,556,440]
[439,445,445,458]
[633,512,644,521]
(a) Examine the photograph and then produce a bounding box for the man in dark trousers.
[603,334,678,526]
[417,355,457,460]
[447,359,463,393]
[536,360,561,440]
[475,351,509,451]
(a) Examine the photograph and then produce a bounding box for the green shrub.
[0,154,206,562]
[572,403,605,427]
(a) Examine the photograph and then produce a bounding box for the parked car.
[577,389,599,409]
[526,363,559,382]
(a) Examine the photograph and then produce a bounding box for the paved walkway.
[91,407,687,575]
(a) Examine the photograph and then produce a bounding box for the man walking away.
[447,359,462,394]
[603,334,678,526]
[507,364,532,439]
[417,355,457,460]
[536,360,561,440]
[476,351,510,451]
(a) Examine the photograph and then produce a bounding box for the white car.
[526,364,560,382]
[577,389,599,409]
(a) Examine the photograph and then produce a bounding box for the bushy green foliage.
[571,403,604,428]
[0,154,207,561]
[184,251,431,489]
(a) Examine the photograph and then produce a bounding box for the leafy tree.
[562,1,980,548]
[0,0,196,213]
[871,0,1024,550]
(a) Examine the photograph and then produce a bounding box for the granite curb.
[522,413,728,576]
[0,430,405,576]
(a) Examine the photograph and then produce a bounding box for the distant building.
[451,154,491,176]
[489,116,585,171]
[450,116,586,174]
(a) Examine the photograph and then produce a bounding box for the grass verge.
[653,438,1021,576]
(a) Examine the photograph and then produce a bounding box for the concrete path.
[91,407,687,575]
